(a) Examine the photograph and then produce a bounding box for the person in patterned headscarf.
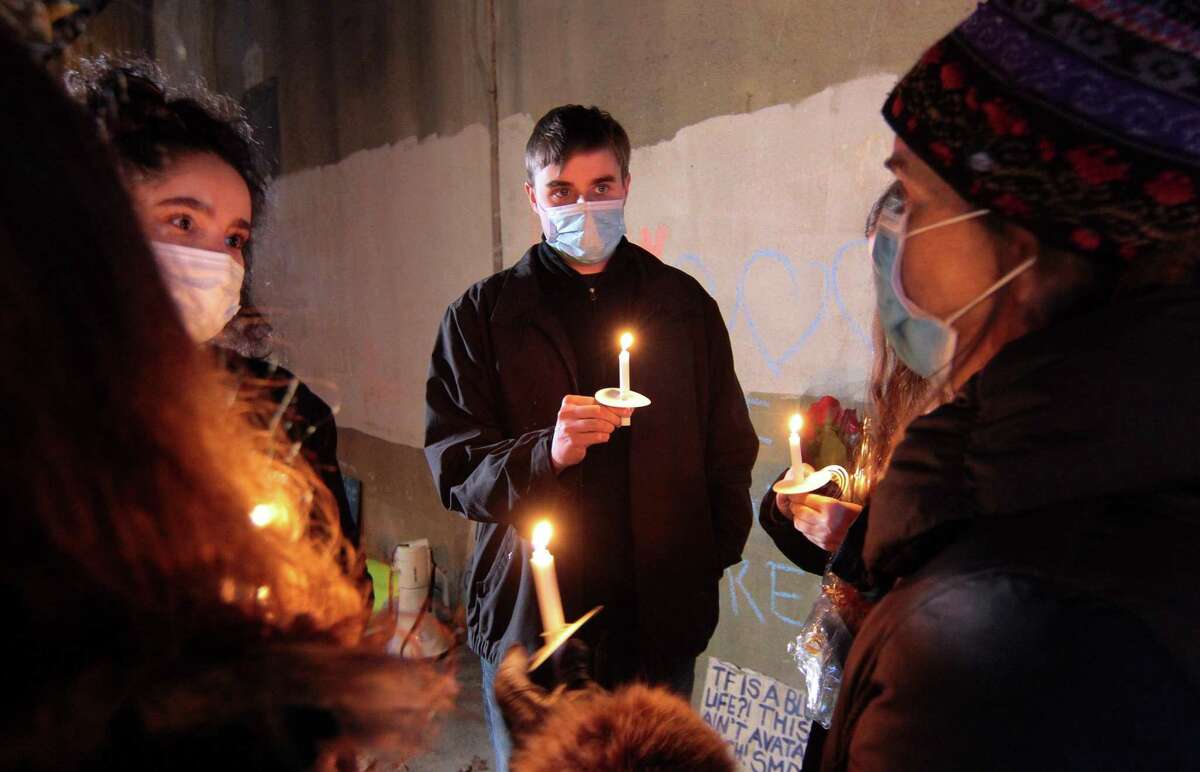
[821,2,1200,770]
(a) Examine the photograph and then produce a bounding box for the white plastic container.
[387,539,452,658]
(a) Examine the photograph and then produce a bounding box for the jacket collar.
[490,237,678,329]
[864,285,1200,583]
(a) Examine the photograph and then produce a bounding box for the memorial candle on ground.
[530,520,565,635]
[619,332,633,393]
[788,414,805,475]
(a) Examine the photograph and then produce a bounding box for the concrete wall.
[152,0,975,685]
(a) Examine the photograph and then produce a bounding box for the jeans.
[478,652,696,772]
[479,656,513,772]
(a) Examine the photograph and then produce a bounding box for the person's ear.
[622,173,632,198]
[1002,224,1041,306]
[526,181,539,216]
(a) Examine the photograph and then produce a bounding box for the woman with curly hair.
[1,21,452,769]
[66,55,363,555]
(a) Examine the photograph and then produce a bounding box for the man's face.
[525,147,630,214]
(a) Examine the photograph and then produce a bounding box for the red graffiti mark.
[638,224,670,258]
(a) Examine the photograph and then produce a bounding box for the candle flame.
[789,414,804,434]
[250,501,287,528]
[620,332,633,351]
[532,520,553,551]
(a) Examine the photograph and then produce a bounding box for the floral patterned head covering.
[886,0,1200,261]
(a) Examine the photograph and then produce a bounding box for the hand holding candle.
[594,331,650,427]
[530,520,565,636]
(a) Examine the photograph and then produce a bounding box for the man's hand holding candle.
[775,464,863,553]
[550,395,633,474]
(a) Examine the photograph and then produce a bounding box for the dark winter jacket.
[425,239,759,665]
[822,286,1200,771]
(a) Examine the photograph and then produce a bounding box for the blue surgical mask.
[871,195,1035,379]
[538,198,626,265]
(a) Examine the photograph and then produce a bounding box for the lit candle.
[250,501,285,528]
[788,414,805,475]
[530,520,565,635]
[249,499,301,541]
[619,332,633,393]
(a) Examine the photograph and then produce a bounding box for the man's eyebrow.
[590,175,617,185]
[546,179,573,187]
[232,218,252,231]
[883,154,907,173]
[155,196,213,214]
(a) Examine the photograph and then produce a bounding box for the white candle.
[530,520,565,635]
[788,414,805,475]
[619,332,633,393]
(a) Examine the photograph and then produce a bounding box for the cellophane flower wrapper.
[788,571,854,729]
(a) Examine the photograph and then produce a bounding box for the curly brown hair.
[66,54,275,355]
[66,54,267,210]
[510,684,735,772]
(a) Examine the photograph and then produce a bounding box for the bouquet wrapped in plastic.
[787,415,875,728]
[788,572,862,728]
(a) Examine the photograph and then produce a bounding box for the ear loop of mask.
[906,208,992,238]
[902,205,1041,324]
[944,255,1038,326]
[891,208,993,320]
[886,205,1037,386]
[914,253,1037,399]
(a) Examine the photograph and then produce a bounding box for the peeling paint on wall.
[252,123,493,448]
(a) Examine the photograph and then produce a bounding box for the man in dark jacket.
[425,105,758,771]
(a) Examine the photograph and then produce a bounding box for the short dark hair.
[524,104,631,183]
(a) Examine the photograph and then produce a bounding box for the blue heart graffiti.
[671,237,874,375]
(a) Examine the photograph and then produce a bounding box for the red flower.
[1038,138,1056,162]
[940,62,966,90]
[1071,228,1101,251]
[965,87,980,111]
[1067,146,1129,185]
[993,193,1031,217]
[1145,170,1195,206]
[920,43,945,66]
[981,99,1028,136]
[891,93,905,118]
[929,141,955,165]
[907,116,919,132]
[1119,242,1138,260]
[808,396,842,428]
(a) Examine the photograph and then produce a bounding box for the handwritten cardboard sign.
[701,656,810,772]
